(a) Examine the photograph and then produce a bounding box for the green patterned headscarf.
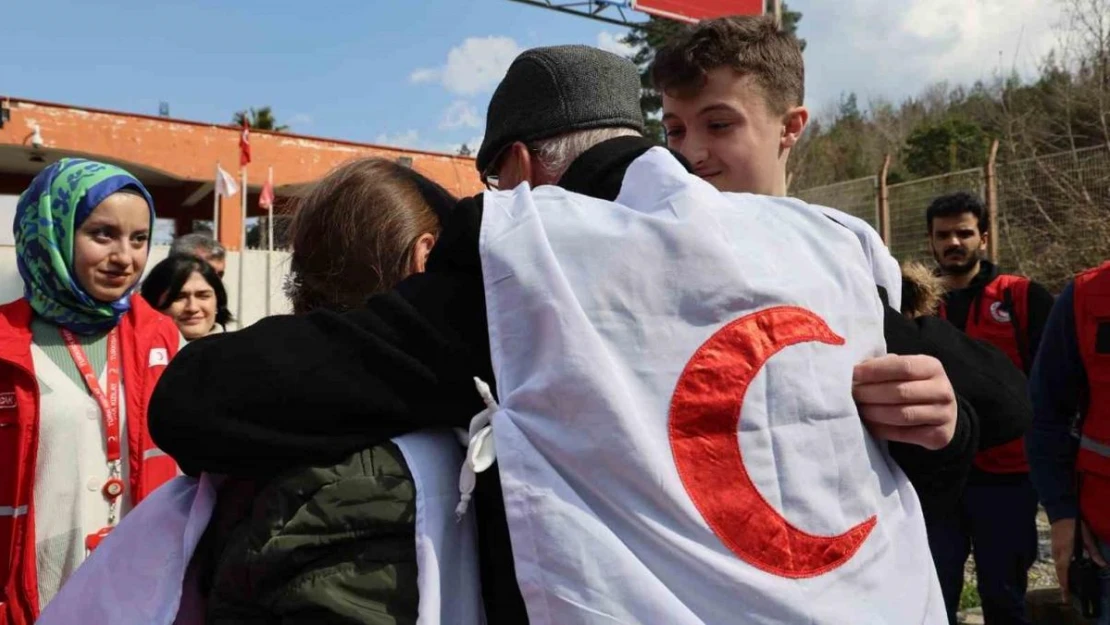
[15,158,155,334]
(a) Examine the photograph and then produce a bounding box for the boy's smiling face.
[661,68,807,196]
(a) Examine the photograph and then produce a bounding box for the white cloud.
[374,129,473,155]
[410,36,523,96]
[801,0,1059,111]
[409,68,439,84]
[597,31,635,58]
[440,100,482,129]
[375,129,421,148]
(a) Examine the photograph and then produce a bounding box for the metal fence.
[792,145,1110,291]
[794,176,878,229]
[887,168,985,264]
[247,214,294,251]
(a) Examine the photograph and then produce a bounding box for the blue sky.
[1,0,1058,155]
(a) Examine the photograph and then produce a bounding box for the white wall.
[0,245,293,328]
[0,195,17,246]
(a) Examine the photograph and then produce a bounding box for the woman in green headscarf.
[0,158,184,623]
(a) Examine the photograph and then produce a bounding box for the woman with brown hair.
[187,158,482,625]
[283,158,452,314]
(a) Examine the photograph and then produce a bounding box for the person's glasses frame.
[480,143,540,191]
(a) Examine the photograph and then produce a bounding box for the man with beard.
[926,191,1055,624]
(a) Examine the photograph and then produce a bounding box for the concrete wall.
[0,245,293,328]
[0,195,15,246]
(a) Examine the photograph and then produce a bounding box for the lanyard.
[59,327,126,510]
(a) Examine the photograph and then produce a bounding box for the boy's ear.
[781,105,809,149]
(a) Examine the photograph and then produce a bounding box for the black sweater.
[150,137,1022,622]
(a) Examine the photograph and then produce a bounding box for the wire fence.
[996,147,1110,291]
[246,214,294,250]
[794,176,878,229]
[792,145,1110,291]
[888,168,985,264]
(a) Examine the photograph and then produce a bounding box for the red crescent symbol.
[669,306,877,578]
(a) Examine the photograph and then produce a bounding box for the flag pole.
[238,166,247,330]
[266,167,274,253]
[213,161,221,239]
[265,166,274,317]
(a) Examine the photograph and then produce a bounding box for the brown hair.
[650,16,804,114]
[900,261,948,320]
[286,158,455,314]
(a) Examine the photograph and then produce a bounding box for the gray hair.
[532,127,642,181]
[170,232,226,260]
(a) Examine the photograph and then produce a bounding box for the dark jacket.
[1028,282,1086,523]
[151,136,998,623]
[196,444,419,625]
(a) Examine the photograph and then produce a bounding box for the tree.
[458,143,473,156]
[776,1,805,50]
[903,119,989,178]
[232,106,289,132]
[621,17,686,143]
[621,3,805,143]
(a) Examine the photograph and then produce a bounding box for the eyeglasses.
[480,144,511,191]
[480,143,538,191]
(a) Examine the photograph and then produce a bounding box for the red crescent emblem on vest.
[669,306,877,578]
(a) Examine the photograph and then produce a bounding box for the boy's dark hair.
[650,15,804,114]
[925,191,988,234]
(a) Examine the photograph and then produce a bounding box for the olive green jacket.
[198,442,420,625]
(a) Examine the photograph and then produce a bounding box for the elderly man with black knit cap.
[140,45,993,623]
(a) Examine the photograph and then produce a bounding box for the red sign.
[633,0,764,22]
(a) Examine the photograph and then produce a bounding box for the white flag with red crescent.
[477,148,945,624]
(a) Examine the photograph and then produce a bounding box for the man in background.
[170,232,226,278]
[925,191,1054,624]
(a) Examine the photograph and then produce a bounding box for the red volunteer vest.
[1074,262,1110,542]
[940,273,1031,474]
[0,297,181,625]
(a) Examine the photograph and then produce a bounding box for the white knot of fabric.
[456,377,498,519]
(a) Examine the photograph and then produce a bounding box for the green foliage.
[959,583,981,611]
[232,106,289,132]
[903,119,990,177]
[621,17,686,144]
[775,1,805,51]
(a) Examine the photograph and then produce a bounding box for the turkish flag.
[259,168,275,211]
[239,119,251,167]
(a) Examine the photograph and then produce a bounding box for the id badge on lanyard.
[60,327,124,553]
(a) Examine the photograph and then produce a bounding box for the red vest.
[0,297,181,625]
[940,273,1031,474]
[1074,262,1110,542]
